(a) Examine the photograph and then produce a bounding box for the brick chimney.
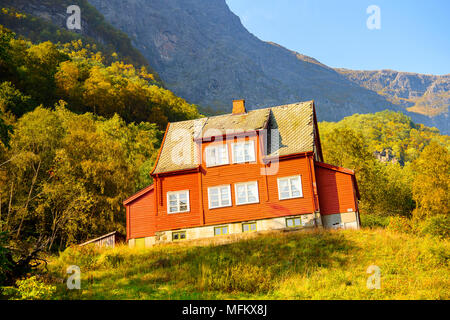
[232,99,246,114]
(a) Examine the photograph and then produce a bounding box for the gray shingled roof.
[152,100,316,174]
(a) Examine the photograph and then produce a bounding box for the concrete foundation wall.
[321,211,360,229]
[128,211,358,248]
[129,212,323,247]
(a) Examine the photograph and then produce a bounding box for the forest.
[0,23,449,292]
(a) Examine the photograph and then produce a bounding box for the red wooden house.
[124,100,360,247]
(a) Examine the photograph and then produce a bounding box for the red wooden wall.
[127,188,155,239]
[315,165,357,215]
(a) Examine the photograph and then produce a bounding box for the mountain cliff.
[336,69,449,117]
[86,0,448,134]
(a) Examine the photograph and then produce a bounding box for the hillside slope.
[46,229,449,300]
[86,0,448,134]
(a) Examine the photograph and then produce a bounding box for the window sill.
[231,160,257,165]
[208,204,232,210]
[278,195,304,201]
[205,163,230,168]
[236,200,260,206]
[167,210,190,214]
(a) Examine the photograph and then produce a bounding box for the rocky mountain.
[85,0,448,134]
[336,69,450,117]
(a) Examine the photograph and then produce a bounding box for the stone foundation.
[321,211,360,229]
[129,212,323,248]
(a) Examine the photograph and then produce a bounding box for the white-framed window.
[234,181,259,205]
[208,185,232,209]
[205,144,229,167]
[231,140,255,164]
[167,190,190,213]
[277,175,303,200]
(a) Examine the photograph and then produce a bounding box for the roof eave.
[123,184,154,205]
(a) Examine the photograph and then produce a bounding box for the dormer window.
[205,145,229,167]
[231,141,255,164]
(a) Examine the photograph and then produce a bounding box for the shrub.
[387,216,412,234]
[360,214,389,229]
[97,250,125,268]
[57,244,103,271]
[418,215,450,239]
[14,276,56,300]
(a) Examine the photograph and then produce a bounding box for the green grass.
[46,228,449,300]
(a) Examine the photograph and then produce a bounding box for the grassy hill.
[41,228,449,300]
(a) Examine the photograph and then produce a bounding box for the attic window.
[205,145,229,167]
[231,141,255,164]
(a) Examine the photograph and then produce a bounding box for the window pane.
[294,218,301,226]
[290,177,301,197]
[210,194,219,201]
[243,224,249,232]
[280,191,290,199]
[244,147,250,161]
[244,142,255,162]
[206,148,216,166]
[169,200,178,207]
[179,193,187,201]
[287,219,293,227]
[215,228,221,236]
[173,233,179,240]
[220,186,228,197]
[247,184,257,202]
[279,180,289,192]
[250,223,256,231]
[234,145,244,163]
[223,226,228,234]
[237,185,246,203]
[211,200,219,208]
[169,206,178,213]
[219,146,228,164]
[169,194,177,201]
[291,191,301,198]
[180,232,186,239]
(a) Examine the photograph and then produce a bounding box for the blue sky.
[225,0,450,75]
